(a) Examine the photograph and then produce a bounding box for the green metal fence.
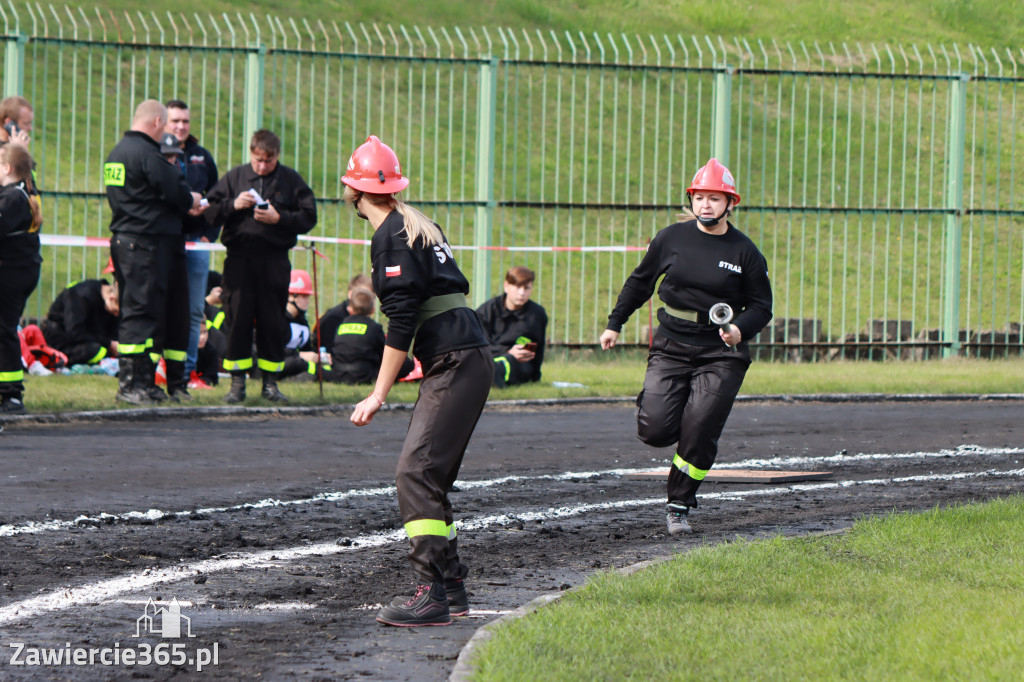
[4,5,1023,358]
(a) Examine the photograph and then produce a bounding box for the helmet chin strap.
[690,197,732,227]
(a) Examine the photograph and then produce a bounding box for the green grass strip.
[469,496,1024,681]
[15,356,1024,414]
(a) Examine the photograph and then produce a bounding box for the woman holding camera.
[344,135,492,627]
[0,143,43,413]
[599,158,773,536]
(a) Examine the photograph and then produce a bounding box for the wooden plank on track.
[623,469,833,483]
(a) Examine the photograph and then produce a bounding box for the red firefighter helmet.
[686,158,741,206]
[341,135,410,194]
[288,269,315,295]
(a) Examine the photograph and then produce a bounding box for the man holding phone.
[0,96,33,147]
[203,129,317,403]
[476,265,548,388]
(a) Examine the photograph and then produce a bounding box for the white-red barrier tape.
[38,234,647,253]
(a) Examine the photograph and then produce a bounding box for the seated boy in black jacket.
[324,287,412,384]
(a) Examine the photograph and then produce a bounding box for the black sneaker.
[666,502,692,536]
[376,583,451,627]
[446,578,469,617]
[0,396,26,414]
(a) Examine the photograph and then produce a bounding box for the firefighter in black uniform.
[344,135,491,627]
[104,99,202,404]
[0,143,42,414]
[600,158,773,536]
[476,265,548,387]
[280,269,319,380]
[41,278,119,366]
[324,287,413,384]
[204,129,317,403]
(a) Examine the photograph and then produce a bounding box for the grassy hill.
[62,0,1023,49]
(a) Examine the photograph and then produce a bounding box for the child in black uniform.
[600,158,773,536]
[0,143,42,414]
[344,135,492,627]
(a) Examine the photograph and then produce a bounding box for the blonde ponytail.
[393,199,443,248]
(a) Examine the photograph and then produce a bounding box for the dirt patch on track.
[1,401,1023,680]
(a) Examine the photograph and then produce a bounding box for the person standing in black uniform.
[104,99,202,404]
[0,143,43,414]
[344,135,492,627]
[476,265,548,387]
[600,158,773,536]
[204,129,317,403]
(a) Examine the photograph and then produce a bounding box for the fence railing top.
[2,3,1023,79]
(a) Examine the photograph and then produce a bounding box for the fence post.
[472,57,498,308]
[711,66,733,165]
[244,43,267,146]
[942,73,968,358]
[3,32,27,97]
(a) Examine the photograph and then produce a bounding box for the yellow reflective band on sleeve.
[306,361,316,375]
[210,311,225,330]
[164,349,186,362]
[673,454,710,481]
[495,356,511,382]
[404,518,450,539]
[87,346,108,364]
[447,522,457,541]
[222,357,253,371]
[338,323,367,335]
[118,339,154,356]
[103,162,125,186]
[0,369,25,382]
[257,358,285,373]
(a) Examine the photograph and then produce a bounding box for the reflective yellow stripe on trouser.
[86,346,108,364]
[0,369,25,382]
[223,357,253,372]
[257,358,284,373]
[118,339,154,356]
[673,454,710,480]
[404,518,450,540]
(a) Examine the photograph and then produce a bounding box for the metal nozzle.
[709,302,733,326]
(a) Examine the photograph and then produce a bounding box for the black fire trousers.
[636,334,749,509]
[397,346,492,584]
[111,234,189,386]
[221,251,290,375]
[0,264,40,398]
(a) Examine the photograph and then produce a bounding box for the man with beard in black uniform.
[204,129,317,403]
[104,99,202,404]
[476,265,547,388]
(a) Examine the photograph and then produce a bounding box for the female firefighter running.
[600,158,772,536]
[344,135,492,626]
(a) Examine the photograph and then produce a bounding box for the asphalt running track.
[1,397,1023,680]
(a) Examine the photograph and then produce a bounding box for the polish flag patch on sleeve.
[385,265,402,278]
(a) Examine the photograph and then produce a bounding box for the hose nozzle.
[709,302,736,350]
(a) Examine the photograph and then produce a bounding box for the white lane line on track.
[1,466,1022,627]
[2,444,1021,538]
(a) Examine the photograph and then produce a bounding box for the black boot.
[261,372,288,402]
[115,357,152,405]
[376,582,451,627]
[165,359,191,403]
[0,393,26,414]
[445,578,469,616]
[139,355,168,403]
[224,373,246,404]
